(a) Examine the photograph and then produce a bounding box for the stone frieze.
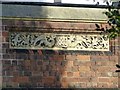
[9,32,109,51]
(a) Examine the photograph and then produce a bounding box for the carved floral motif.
[10,32,109,51]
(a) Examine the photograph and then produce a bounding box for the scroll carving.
[10,32,109,51]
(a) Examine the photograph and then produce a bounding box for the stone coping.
[1,4,107,21]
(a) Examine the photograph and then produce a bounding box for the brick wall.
[1,19,119,88]
[0,20,3,89]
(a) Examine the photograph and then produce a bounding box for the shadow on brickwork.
[2,49,68,88]
[2,16,120,89]
[2,8,71,87]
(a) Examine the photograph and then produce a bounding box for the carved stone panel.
[9,32,109,51]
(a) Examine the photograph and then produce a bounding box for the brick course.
[1,19,119,88]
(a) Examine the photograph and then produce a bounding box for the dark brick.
[29,76,42,82]
[15,50,29,54]
[18,65,25,71]
[2,43,9,48]
[12,71,19,76]
[37,61,43,65]
[42,50,55,55]
[12,60,17,66]
[3,54,10,59]
[23,71,32,76]
[2,60,11,66]
[18,83,32,88]
[61,60,66,66]
[4,71,13,76]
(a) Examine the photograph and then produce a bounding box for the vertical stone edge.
[0,2,2,89]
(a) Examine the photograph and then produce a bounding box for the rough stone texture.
[1,4,120,89]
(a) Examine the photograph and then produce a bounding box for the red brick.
[109,83,118,88]
[61,82,68,88]
[89,77,98,82]
[43,71,49,77]
[97,83,109,88]
[77,55,90,61]
[79,66,90,72]
[78,78,90,82]
[24,60,31,66]
[95,61,109,66]
[61,77,67,82]
[62,77,89,82]
[79,62,91,66]
[67,72,73,77]
[13,71,19,76]
[66,55,77,60]
[73,72,80,77]
[62,71,67,77]
[87,72,96,77]
[87,82,97,88]
[108,61,117,66]
[97,66,111,72]
[43,76,55,85]
[78,83,87,88]
[37,50,43,55]
[49,55,65,60]
[109,55,118,62]
[99,77,110,83]
[13,77,29,83]
[2,19,120,88]
[55,61,62,67]
[66,78,78,82]
[91,55,100,61]
[110,77,118,83]
[2,31,8,37]
[66,61,73,67]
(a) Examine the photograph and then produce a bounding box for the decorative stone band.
[9,32,109,51]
